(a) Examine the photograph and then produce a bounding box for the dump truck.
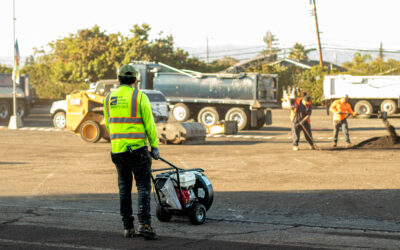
[324,75,400,116]
[130,61,279,130]
[0,74,36,121]
[64,80,206,144]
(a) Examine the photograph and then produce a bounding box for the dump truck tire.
[197,107,219,127]
[380,99,397,115]
[172,103,190,122]
[0,102,10,121]
[16,101,26,118]
[225,107,248,130]
[354,100,373,118]
[53,111,66,129]
[80,120,102,143]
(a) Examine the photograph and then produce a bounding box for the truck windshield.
[146,93,166,102]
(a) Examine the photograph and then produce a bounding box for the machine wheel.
[53,111,66,129]
[197,107,219,127]
[225,108,248,130]
[172,103,190,122]
[354,100,373,118]
[0,102,10,121]
[156,204,172,222]
[80,120,102,143]
[380,99,397,115]
[189,203,206,225]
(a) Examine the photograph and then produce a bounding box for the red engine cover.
[176,189,190,205]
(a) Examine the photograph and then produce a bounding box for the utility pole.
[9,0,23,129]
[269,33,272,53]
[206,37,209,63]
[312,0,323,67]
[379,42,384,60]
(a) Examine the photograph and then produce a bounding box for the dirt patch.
[355,135,400,149]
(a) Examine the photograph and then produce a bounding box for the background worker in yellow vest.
[291,95,315,151]
[329,95,357,148]
[104,65,159,239]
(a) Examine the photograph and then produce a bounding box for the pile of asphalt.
[354,135,400,149]
[326,118,400,150]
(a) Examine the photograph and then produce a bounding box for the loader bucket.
[156,122,206,144]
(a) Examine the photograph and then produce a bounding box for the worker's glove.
[150,147,160,160]
[352,112,357,117]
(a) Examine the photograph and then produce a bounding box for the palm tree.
[288,43,315,61]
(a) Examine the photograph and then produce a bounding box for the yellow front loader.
[66,91,109,143]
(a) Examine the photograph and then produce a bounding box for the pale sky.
[1,0,400,64]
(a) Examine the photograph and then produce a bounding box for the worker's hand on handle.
[150,147,160,160]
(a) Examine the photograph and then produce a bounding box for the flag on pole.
[12,39,20,85]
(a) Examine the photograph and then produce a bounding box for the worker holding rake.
[330,95,357,148]
[290,95,316,151]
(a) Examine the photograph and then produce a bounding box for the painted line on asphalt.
[0,126,66,132]
[0,239,113,250]
[206,134,369,142]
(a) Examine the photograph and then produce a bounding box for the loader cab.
[93,80,119,96]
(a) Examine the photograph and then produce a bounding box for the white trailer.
[323,75,400,116]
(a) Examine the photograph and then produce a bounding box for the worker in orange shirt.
[329,95,357,147]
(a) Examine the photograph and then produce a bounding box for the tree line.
[1,26,399,103]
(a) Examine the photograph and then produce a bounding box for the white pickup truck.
[50,80,169,129]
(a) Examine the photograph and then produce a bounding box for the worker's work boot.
[136,224,156,240]
[293,146,299,151]
[346,142,354,148]
[123,228,135,238]
[309,144,316,150]
[331,142,337,148]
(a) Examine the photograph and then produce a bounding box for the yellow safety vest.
[104,86,157,153]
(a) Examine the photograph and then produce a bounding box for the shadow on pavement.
[0,224,312,250]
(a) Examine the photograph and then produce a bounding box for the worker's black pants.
[292,122,313,146]
[111,146,152,229]
[333,119,350,143]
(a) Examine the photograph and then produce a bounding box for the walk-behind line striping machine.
[151,157,214,225]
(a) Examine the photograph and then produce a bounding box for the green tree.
[342,52,400,75]
[0,65,12,74]
[21,24,231,99]
[288,43,315,61]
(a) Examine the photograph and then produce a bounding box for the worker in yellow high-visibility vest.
[104,64,158,239]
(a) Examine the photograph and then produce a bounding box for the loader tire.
[156,204,172,222]
[80,120,102,143]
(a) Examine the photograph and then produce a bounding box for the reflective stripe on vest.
[131,89,138,117]
[105,92,111,118]
[109,117,143,123]
[110,132,146,140]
